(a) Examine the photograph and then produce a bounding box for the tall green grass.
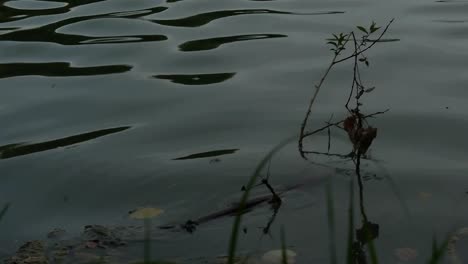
[280,226,288,264]
[346,177,355,264]
[227,135,296,264]
[428,235,450,264]
[326,179,337,264]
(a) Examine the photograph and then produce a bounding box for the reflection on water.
[173,149,239,160]
[155,72,236,85]
[0,6,168,45]
[0,126,130,159]
[0,0,106,22]
[153,9,344,27]
[0,62,131,78]
[179,34,287,52]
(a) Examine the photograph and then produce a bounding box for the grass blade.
[281,226,288,264]
[367,238,379,264]
[346,178,355,264]
[326,179,337,264]
[0,203,10,221]
[428,235,450,264]
[227,135,297,264]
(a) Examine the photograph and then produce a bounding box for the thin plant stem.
[333,19,395,65]
[326,179,337,264]
[0,203,10,221]
[346,177,355,264]
[301,110,388,139]
[227,135,296,264]
[299,53,339,158]
[280,226,288,264]
[144,218,151,264]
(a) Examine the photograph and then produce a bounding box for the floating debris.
[5,240,48,264]
[394,247,418,262]
[261,249,297,264]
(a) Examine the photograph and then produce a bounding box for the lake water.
[1,0,468,263]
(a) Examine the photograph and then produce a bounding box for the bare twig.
[346,32,359,111]
[327,114,334,153]
[301,110,388,139]
[298,52,339,158]
[299,20,393,158]
[302,150,352,159]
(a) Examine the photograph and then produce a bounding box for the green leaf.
[327,41,338,47]
[370,27,381,33]
[227,136,297,264]
[357,26,368,34]
[364,87,375,93]
[370,21,380,33]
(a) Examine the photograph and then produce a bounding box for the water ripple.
[0,62,131,79]
[154,72,236,85]
[152,9,344,27]
[0,0,106,22]
[4,0,68,10]
[0,126,130,159]
[0,6,168,45]
[179,33,287,52]
[173,149,239,160]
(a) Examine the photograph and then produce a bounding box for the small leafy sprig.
[357,21,380,36]
[327,33,349,55]
[299,19,394,158]
[356,21,380,67]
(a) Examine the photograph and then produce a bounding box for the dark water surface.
[1,0,468,263]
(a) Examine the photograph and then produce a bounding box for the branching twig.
[298,52,340,158]
[299,19,394,158]
[333,19,394,65]
[301,110,388,139]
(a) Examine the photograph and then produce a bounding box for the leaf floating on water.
[394,248,418,262]
[129,207,164,219]
[262,249,297,264]
[418,192,432,200]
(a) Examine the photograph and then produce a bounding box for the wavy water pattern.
[0,6,169,45]
[179,34,287,51]
[0,0,106,22]
[155,72,236,85]
[3,0,445,261]
[152,9,344,27]
[0,126,130,159]
[0,62,131,79]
